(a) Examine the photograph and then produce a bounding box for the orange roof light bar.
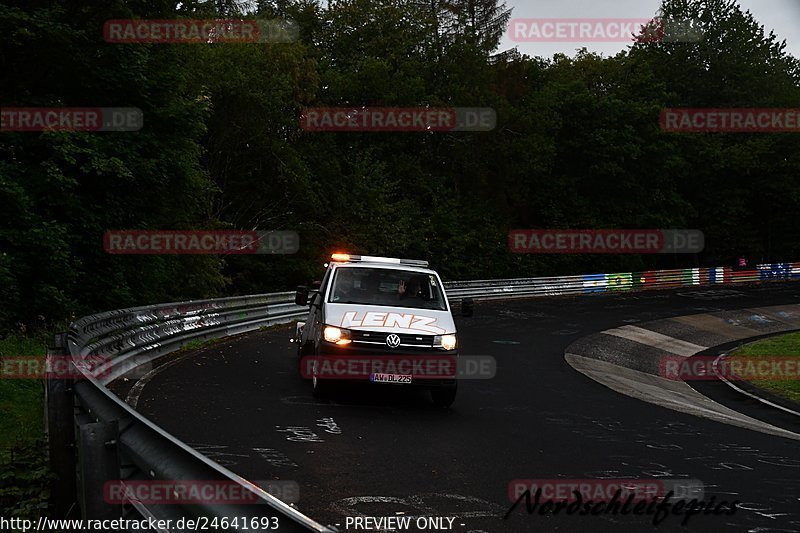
[330,253,428,267]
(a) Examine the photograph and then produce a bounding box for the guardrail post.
[75,417,121,520]
[45,332,77,518]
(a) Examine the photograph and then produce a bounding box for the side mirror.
[295,285,309,306]
[461,297,474,318]
[311,280,322,290]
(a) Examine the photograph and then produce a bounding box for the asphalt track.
[117,284,800,533]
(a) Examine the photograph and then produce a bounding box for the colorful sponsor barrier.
[564,263,800,296]
[759,263,791,280]
[607,272,633,291]
[582,274,607,293]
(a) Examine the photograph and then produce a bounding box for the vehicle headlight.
[323,326,351,345]
[439,334,457,351]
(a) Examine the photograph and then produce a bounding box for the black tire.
[298,344,312,381]
[430,383,457,408]
[295,325,307,358]
[310,352,331,397]
[312,374,334,398]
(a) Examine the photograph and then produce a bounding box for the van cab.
[294,254,472,407]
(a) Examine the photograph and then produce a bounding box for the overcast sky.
[501,0,800,60]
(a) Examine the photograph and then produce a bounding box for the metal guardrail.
[70,292,307,385]
[52,261,800,530]
[52,295,324,532]
[444,263,800,300]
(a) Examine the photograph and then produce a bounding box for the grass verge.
[728,332,800,403]
[0,333,53,520]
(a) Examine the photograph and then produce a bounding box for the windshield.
[328,267,447,311]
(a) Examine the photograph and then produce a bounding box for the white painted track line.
[603,325,707,356]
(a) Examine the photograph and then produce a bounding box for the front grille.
[350,331,435,348]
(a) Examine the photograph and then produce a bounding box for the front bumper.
[309,342,459,387]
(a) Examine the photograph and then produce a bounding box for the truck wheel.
[312,375,333,398]
[430,383,457,408]
[294,322,305,358]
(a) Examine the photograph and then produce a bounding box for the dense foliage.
[1,0,799,333]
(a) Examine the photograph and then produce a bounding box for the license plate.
[370,373,412,384]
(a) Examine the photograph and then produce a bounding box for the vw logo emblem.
[386,334,401,348]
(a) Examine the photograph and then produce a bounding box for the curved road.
[118,285,800,533]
